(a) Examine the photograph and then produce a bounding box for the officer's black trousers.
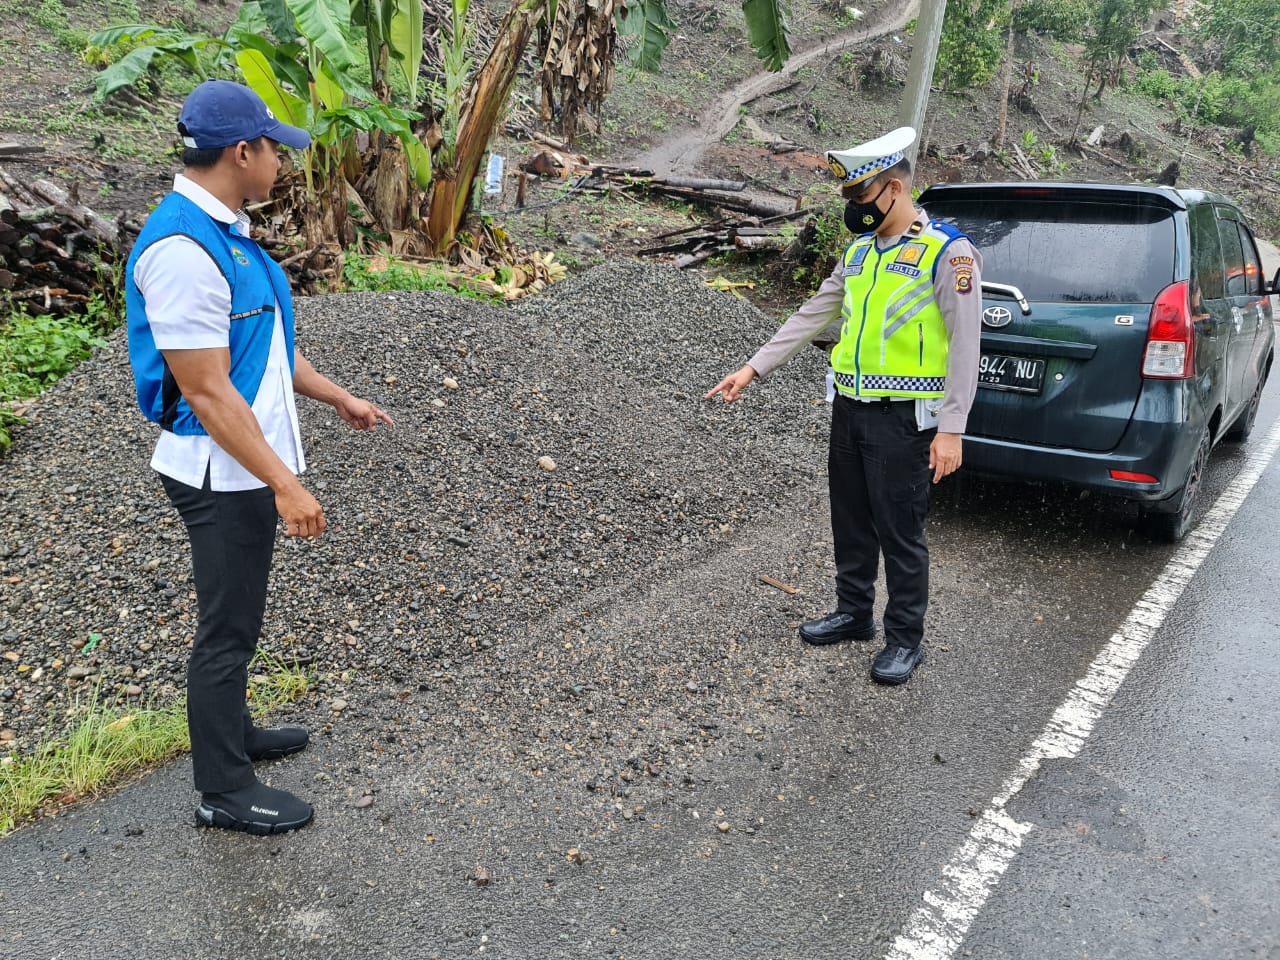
[828,395,934,649]
[162,474,277,794]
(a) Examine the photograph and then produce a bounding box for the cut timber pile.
[0,164,129,315]
[515,136,812,267]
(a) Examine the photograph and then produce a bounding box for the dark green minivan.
[918,182,1277,541]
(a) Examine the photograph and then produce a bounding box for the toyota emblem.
[982,306,1013,328]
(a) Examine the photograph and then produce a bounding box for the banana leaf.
[384,0,424,101]
[617,0,676,73]
[741,0,791,72]
[93,46,164,99]
[284,0,356,71]
[236,49,310,126]
[257,0,302,42]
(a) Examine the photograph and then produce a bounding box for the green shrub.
[0,308,106,400]
[1135,68,1179,101]
[1014,0,1091,40]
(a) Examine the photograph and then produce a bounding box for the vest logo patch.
[843,244,871,277]
[884,262,922,278]
[230,246,251,267]
[896,243,928,266]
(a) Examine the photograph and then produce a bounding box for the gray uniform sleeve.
[933,238,983,433]
[746,258,846,379]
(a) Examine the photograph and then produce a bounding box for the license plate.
[978,353,1044,394]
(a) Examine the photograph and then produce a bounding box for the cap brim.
[264,119,311,150]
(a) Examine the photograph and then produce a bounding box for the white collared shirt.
[133,175,305,491]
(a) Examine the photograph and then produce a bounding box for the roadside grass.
[0,649,310,836]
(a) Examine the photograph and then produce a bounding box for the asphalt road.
[3,354,1280,960]
[4,244,1280,959]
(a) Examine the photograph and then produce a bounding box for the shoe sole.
[195,804,314,835]
[870,651,925,685]
[248,742,308,762]
[799,627,877,646]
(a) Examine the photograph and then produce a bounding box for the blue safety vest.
[125,193,295,435]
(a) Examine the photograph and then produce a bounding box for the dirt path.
[634,0,921,176]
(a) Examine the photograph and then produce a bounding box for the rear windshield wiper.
[982,282,1031,315]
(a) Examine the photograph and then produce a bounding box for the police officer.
[706,127,981,684]
[126,81,393,832]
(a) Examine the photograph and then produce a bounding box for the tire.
[1141,429,1211,543]
[1224,367,1267,442]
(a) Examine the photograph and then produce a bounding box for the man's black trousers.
[828,395,934,650]
[162,474,277,793]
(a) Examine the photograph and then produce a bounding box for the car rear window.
[924,199,1176,304]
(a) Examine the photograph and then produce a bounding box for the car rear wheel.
[1224,367,1267,442]
[1141,429,1211,543]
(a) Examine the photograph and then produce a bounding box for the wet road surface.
[3,355,1279,959]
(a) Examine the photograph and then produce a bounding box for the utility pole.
[895,0,947,166]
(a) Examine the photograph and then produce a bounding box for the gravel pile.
[0,260,838,774]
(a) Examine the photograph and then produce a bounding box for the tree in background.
[91,0,794,258]
[935,0,1008,92]
[1069,0,1158,140]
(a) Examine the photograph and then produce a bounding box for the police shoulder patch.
[896,242,928,266]
[949,255,974,267]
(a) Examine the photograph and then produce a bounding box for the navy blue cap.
[178,80,311,151]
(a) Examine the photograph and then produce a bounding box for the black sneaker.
[870,644,925,685]
[246,726,309,762]
[798,611,877,646]
[196,782,314,835]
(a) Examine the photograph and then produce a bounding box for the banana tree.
[91,0,794,256]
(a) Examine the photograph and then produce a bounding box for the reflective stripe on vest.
[830,228,950,398]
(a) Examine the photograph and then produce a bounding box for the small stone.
[67,666,95,680]
[2,652,17,662]
[685,680,698,693]
[137,642,153,653]
[0,729,16,742]
[125,685,143,697]
[473,865,490,887]
[330,699,348,713]
[443,377,459,390]
[566,847,586,865]
[537,456,557,472]
[354,794,374,809]
[431,398,447,408]
[717,821,731,834]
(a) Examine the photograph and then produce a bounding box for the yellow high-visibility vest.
[830,222,962,399]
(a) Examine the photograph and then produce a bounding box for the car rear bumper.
[962,380,1205,505]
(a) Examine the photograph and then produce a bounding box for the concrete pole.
[895,0,947,166]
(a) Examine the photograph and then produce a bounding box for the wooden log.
[17,206,57,224]
[0,191,14,224]
[646,184,793,218]
[0,268,14,289]
[650,176,747,193]
[0,142,44,159]
[733,234,789,252]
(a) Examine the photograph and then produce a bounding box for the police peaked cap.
[825,127,916,186]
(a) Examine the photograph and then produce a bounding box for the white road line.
[885,416,1280,960]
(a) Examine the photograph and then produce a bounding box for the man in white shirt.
[125,80,393,834]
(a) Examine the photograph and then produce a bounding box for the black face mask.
[844,181,895,233]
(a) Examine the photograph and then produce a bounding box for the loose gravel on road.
[0,261,840,781]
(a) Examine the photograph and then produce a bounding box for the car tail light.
[1143,280,1194,379]
[1110,469,1159,483]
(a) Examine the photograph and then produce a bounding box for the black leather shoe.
[799,612,877,646]
[196,781,314,835]
[246,726,309,762]
[870,644,925,685]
